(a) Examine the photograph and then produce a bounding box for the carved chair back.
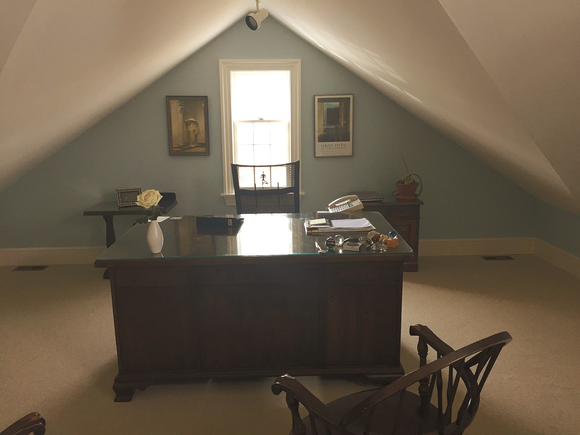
[272,325,512,435]
[231,161,300,214]
[1,413,45,435]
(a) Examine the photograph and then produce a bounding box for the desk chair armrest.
[410,324,455,359]
[1,413,45,435]
[272,375,343,433]
[340,331,511,427]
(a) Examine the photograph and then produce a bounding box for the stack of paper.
[305,217,374,233]
[330,218,373,230]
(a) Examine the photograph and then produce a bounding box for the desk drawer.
[390,205,420,218]
[363,206,390,217]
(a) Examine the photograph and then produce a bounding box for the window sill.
[221,193,236,207]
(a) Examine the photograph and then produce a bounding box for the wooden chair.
[231,161,300,214]
[272,324,512,435]
[1,413,45,435]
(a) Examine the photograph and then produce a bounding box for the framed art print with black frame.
[314,94,353,157]
[166,96,210,156]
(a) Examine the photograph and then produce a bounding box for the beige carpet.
[1,255,579,434]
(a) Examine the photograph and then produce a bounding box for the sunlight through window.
[219,59,301,204]
[231,71,291,166]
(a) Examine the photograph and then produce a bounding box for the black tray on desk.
[196,215,244,235]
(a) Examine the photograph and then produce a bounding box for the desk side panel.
[108,258,403,378]
[323,263,402,367]
[196,263,321,370]
[111,268,200,373]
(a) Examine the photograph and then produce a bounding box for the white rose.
[136,189,163,208]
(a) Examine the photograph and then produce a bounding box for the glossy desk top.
[95,212,412,265]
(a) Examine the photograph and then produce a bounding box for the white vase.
[147,220,164,254]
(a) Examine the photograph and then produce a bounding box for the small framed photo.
[116,188,142,207]
[166,96,210,156]
[314,94,353,157]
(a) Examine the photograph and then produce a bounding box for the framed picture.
[314,94,353,157]
[166,96,210,156]
[116,188,142,207]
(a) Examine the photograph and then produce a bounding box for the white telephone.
[328,195,364,213]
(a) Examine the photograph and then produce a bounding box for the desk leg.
[113,376,151,402]
[113,383,135,402]
[103,215,116,247]
[103,215,116,279]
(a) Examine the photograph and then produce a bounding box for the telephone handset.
[328,195,364,213]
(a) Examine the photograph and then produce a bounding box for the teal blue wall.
[536,202,580,257]
[0,18,539,249]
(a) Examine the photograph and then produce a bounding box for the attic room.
[1,1,579,434]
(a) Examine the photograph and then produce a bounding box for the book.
[309,218,330,227]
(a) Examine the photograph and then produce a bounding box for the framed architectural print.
[116,188,142,207]
[166,96,210,156]
[314,94,353,157]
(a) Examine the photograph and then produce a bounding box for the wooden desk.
[95,213,413,402]
[363,199,423,271]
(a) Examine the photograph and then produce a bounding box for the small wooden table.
[84,200,177,248]
[84,200,177,278]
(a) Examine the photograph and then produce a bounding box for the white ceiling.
[1,0,579,213]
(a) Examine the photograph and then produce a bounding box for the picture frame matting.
[314,94,353,157]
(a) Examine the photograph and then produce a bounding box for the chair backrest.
[231,161,300,214]
[341,329,512,435]
[272,326,512,435]
[1,413,45,435]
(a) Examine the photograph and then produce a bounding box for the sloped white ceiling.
[1,0,579,213]
[0,0,253,192]
[440,0,580,208]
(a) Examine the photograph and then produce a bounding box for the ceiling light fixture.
[246,0,268,31]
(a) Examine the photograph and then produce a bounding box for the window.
[219,59,301,205]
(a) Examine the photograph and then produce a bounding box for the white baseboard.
[533,239,580,280]
[420,237,580,280]
[1,239,578,280]
[0,247,105,267]
[419,237,536,257]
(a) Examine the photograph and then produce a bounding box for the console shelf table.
[84,198,177,279]
[84,200,177,249]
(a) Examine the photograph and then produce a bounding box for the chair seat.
[298,389,440,435]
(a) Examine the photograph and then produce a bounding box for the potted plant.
[395,154,422,199]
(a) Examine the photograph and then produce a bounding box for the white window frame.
[219,59,301,206]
